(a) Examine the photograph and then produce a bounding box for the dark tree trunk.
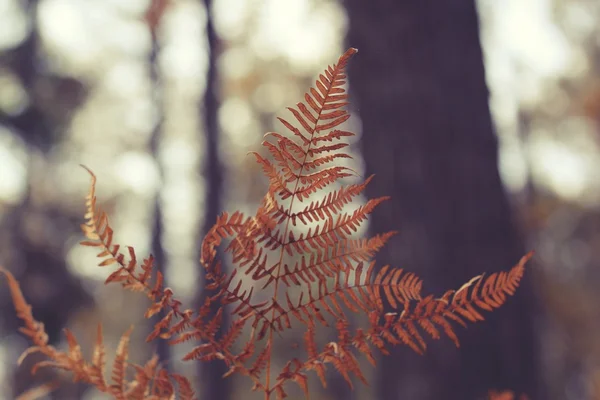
[345,1,540,399]
[0,1,90,398]
[148,16,170,366]
[195,0,230,398]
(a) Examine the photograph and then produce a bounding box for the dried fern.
[0,267,195,400]
[1,48,532,400]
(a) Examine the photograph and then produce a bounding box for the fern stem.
[264,56,346,399]
[265,152,302,397]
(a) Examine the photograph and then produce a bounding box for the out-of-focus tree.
[0,0,92,397]
[195,0,231,398]
[145,0,170,366]
[344,1,540,399]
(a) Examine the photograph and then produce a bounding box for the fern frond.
[272,261,422,329]
[191,47,531,396]
[171,374,196,400]
[303,324,327,387]
[275,232,396,288]
[110,326,132,399]
[249,343,271,379]
[377,252,532,353]
[79,166,162,297]
[285,197,390,257]
[253,153,295,200]
[272,359,308,400]
[78,168,255,376]
[0,267,51,352]
[291,176,374,225]
[124,354,158,399]
[201,211,253,267]
[0,267,196,399]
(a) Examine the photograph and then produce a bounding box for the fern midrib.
[264,65,343,398]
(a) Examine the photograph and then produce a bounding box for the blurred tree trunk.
[147,4,169,365]
[195,0,230,398]
[345,1,540,399]
[0,1,90,398]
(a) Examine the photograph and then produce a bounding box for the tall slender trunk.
[195,0,230,398]
[148,17,170,366]
[345,1,540,399]
[1,1,90,398]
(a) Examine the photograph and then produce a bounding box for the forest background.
[1,0,600,399]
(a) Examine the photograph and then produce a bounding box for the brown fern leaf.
[190,47,532,398]
[124,354,158,399]
[90,325,107,389]
[80,166,168,300]
[271,260,422,331]
[0,267,196,400]
[79,167,256,378]
[0,267,51,356]
[79,166,195,341]
[374,252,533,354]
[110,326,132,399]
[272,359,308,400]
